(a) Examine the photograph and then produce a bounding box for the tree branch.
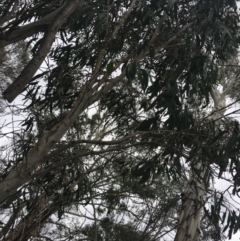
[3,0,85,103]
[0,72,124,205]
[111,0,138,39]
[0,3,64,48]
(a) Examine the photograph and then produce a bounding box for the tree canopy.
[1,0,240,240]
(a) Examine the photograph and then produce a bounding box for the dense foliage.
[1,0,240,240]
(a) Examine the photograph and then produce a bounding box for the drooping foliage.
[1,0,240,240]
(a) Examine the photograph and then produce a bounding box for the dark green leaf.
[222,211,227,224]
[149,46,155,59]
[234,215,240,234]
[1,191,21,209]
[167,0,177,9]
[107,62,114,75]
[223,212,231,232]
[138,69,148,92]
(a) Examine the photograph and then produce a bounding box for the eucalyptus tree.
[1,0,240,240]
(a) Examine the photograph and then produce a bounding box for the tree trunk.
[174,168,206,241]
[174,76,227,241]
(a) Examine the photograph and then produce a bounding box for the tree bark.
[3,196,57,241]
[0,73,124,206]
[174,168,206,241]
[3,0,85,103]
[0,3,65,48]
[174,73,227,241]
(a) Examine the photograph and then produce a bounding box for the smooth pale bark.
[3,0,85,103]
[0,73,124,206]
[174,74,227,241]
[174,167,206,241]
